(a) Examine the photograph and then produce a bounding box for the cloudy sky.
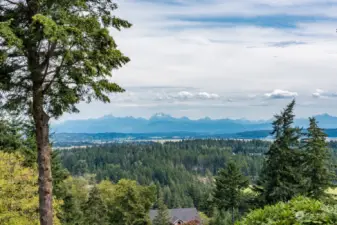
[60,0,337,122]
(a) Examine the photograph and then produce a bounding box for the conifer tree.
[303,117,333,199]
[153,193,171,225]
[82,186,108,225]
[212,161,249,224]
[259,100,303,204]
[0,1,131,223]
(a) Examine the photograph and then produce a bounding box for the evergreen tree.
[60,194,83,225]
[0,119,23,151]
[0,1,131,223]
[212,161,249,224]
[259,100,303,204]
[153,193,171,225]
[209,208,232,225]
[98,179,155,225]
[303,117,333,199]
[51,152,69,198]
[82,186,108,225]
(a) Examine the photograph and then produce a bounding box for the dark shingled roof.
[149,208,200,223]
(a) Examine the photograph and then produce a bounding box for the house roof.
[149,208,200,223]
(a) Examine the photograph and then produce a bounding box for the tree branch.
[42,54,66,94]
[4,0,20,5]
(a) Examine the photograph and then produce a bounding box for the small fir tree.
[82,186,108,225]
[303,117,334,199]
[212,161,249,224]
[153,193,171,225]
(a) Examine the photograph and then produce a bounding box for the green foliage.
[0,117,69,198]
[199,212,210,225]
[258,101,335,205]
[209,209,232,225]
[0,119,22,151]
[59,139,265,210]
[0,0,131,116]
[82,186,108,225]
[153,193,171,225]
[1,1,131,221]
[59,176,156,225]
[303,117,334,199]
[0,151,62,225]
[51,151,70,198]
[213,162,249,211]
[0,152,39,224]
[237,196,337,225]
[98,179,156,225]
[73,159,89,176]
[259,100,304,204]
[59,176,91,225]
[0,118,37,165]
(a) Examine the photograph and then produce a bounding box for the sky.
[60,0,337,122]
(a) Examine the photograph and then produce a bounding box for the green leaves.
[97,179,156,225]
[260,101,334,205]
[0,20,23,48]
[153,192,171,225]
[212,161,249,224]
[237,196,337,225]
[32,14,64,42]
[0,0,131,118]
[303,117,334,199]
[82,186,109,225]
[0,151,63,225]
[260,100,305,204]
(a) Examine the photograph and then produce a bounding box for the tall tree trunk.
[33,89,53,225]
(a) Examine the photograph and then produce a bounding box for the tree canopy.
[237,196,337,225]
[0,0,131,116]
[259,100,304,204]
[303,117,335,199]
[1,1,131,223]
[0,151,62,225]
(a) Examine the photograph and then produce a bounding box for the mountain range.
[52,113,337,134]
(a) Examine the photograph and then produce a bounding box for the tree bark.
[33,88,53,225]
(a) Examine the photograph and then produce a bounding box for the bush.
[0,151,62,225]
[237,196,337,224]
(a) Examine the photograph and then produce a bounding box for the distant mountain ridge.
[52,113,337,134]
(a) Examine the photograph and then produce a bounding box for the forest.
[58,139,270,210]
[55,100,337,224]
[2,99,337,224]
[58,137,337,208]
[1,0,337,224]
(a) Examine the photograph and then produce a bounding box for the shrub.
[237,196,337,224]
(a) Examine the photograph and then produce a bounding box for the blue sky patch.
[172,15,334,29]
[268,41,307,47]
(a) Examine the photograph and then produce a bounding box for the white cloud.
[58,0,337,121]
[312,89,337,98]
[155,91,221,101]
[176,91,194,100]
[196,92,220,99]
[264,89,298,99]
[312,89,324,98]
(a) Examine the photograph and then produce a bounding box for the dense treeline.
[58,140,267,209]
[58,138,337,211]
